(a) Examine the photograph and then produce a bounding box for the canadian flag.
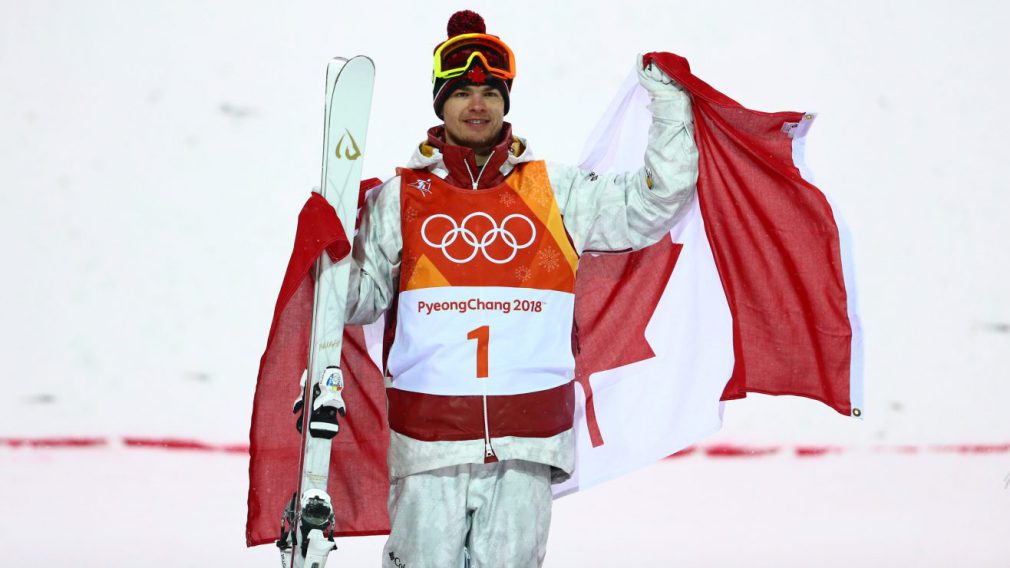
[555,51,862,495]
[246,51,863,545]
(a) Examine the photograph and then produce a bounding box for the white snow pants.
[382,460,553,568]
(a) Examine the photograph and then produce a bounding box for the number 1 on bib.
[467,325,489,379]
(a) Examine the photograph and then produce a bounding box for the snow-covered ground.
[2,0,1008,565]
[3,445,1008,566]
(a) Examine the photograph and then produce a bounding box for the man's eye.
[454,92,468,97]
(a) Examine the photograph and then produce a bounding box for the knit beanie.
[432,10,514,118]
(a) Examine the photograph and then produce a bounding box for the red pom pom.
[447,10,486,37]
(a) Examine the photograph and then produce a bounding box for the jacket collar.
[406,123,533,189]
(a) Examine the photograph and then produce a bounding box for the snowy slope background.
[1,1,1008,566]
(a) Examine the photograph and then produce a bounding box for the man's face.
[442,84,505,152]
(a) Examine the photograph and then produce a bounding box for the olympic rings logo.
[421,212,536,264]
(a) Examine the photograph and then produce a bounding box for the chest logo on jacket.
[408,178,432,195]
[421,212,536,264]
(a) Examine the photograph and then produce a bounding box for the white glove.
[637,53,687,100]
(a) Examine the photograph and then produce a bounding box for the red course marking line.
[121,438,249,454]
[0,437,108,448]
[663,443,1010,459]
[3,438,1009,457]
[872,445,920,454]
[667,446,698,459]
[702,444,780,458]
[794,446,844,457]
[930,443,1010,454]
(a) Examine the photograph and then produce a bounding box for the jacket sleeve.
[344,177,402,325]
[546,82,698,255]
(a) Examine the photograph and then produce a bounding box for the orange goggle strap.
[432,33,515,83]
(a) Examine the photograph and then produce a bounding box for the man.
[345,10,698,568]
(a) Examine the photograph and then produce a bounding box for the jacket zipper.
[482,381,495,458]
[464,150,495,190]
[463,152,497,459]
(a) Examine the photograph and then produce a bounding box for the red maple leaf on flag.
[572,237,683,447]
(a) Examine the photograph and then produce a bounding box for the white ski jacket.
[346,70,698,482]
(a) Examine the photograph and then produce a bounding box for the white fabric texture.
[386,429,574,483]
[382,460,553,568]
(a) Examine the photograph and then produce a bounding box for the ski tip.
[330,55,374,66]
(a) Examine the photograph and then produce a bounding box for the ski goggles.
[432,33,516,83]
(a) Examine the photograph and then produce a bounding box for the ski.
[277,55,375,568]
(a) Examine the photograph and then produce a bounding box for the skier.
[345,10,698,567]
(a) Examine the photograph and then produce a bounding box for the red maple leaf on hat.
[466,65,487,84]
